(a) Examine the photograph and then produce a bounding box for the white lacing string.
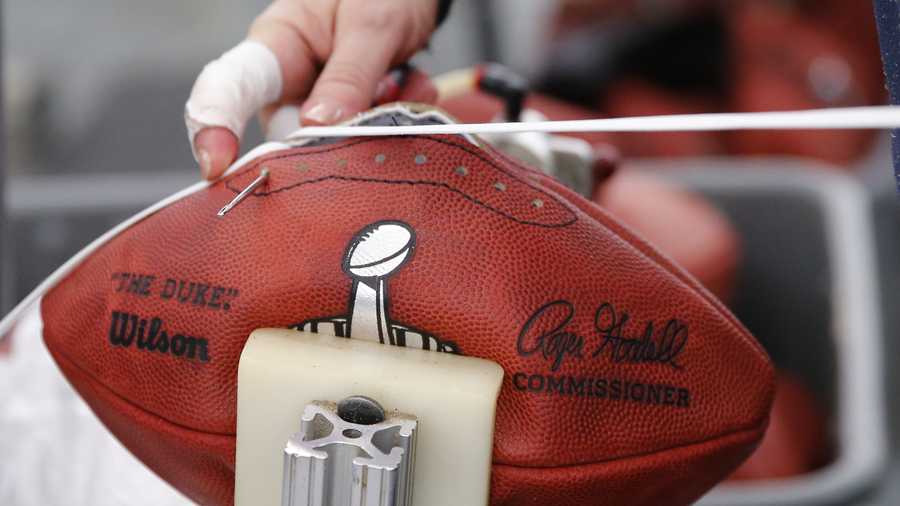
[285,105,900,139]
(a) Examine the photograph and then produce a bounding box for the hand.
[187,0,441,180]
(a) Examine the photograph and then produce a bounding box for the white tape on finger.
[184,41,282,157]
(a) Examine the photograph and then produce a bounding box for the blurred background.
[2,0,900,504]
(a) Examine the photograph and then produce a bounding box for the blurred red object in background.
[729,371,833,481]
[542,0,885,166]
[603,79,724,158]
[725,0,884,164]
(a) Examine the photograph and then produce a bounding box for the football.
[0,104,774,505]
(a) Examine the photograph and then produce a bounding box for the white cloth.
[0,305,192,506]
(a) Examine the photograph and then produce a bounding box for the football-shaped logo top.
[343,221,416,279]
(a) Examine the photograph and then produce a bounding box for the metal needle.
[217,168,269,217]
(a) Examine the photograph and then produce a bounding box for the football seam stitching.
[237,135,550,186]
[231,174,576,228]
[224,136,578,228]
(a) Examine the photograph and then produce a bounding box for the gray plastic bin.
[629,160,889,506]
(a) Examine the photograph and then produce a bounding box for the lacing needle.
[217,168,270,217]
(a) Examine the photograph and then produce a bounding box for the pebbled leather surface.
[41,124,773,505]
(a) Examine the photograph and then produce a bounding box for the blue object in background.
[873,0,900,193]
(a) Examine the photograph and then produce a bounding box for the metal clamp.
[282,396,417,506]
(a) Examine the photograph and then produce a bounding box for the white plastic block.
[235,329,504,506]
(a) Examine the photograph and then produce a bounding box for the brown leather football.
[9,105,774,505]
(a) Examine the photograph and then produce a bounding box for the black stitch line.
[224,136,578,227]
[231,173,576,228]
[227,136,520,189]
[225,135,576,218]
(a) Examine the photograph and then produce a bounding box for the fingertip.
[194,127,239,180]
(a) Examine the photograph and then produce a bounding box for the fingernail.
[198,149,212,179]
[302,100,343,125]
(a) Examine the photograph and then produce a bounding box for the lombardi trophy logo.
[293,220,458,353]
